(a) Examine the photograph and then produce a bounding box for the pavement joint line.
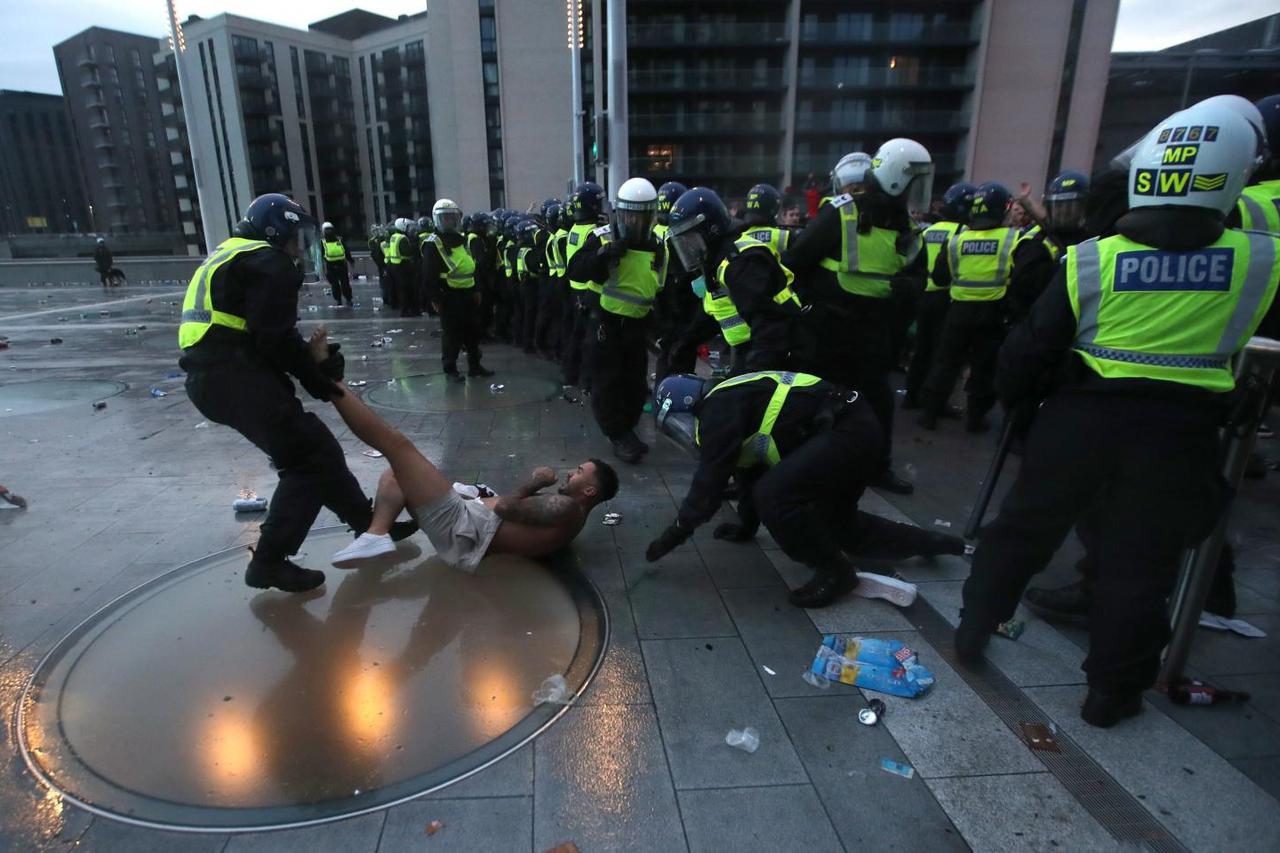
[0,289,186,322]
[902,589,1189,852]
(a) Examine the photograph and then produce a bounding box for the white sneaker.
[853,572,918,608]
[331,532,395,568]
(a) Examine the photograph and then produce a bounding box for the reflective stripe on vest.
[744,226,791,256]
[946,226,1017,301]
[385,233,404,265]
[178,238,271,348]
[428,234,476,289]
[922,221,960,293]
[1067,230,1280,391]
[1237,181,1280,236]
[697,371,825,468]
[817,200,905,298]
[705,238,801,346]
[600,237,664,318]
[322,239,346,262]
[1017,223,1063,262]
[565,223,597,290]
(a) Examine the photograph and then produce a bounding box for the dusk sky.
[0,0,1276,96]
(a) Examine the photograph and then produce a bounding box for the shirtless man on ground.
[324,378,619,573]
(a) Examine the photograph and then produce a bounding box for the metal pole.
[164,0,214,254]
[1159,337,1280,686]
[568,0,585,186]
[605,0,629,200]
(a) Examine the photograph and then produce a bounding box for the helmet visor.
[669,229,708,273]
[293,222,323,278]
[902,166,935,214]
[616,208,655,247]
[435,210,462,232]
[832,161,869,195]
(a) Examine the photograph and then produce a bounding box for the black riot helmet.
[666,187,732,274]
[571,181,607,223]
[469,211,491,234]
[939,182,977,223]
[656,181,688,226]
[744,183,781,226]
[967,182,1012,230]
[1044,170,1090,233]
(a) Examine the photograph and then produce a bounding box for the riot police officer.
[652,180,696,384]
[536,200,566,357]
[918,181,1019,433]
[1007,171,1091,324]
[321,221,354,306]
[644,372,965,607]
[424,198,494,382]
[561,181,609,395]
[784,139,935,495]
[957,103,1280,728]
[564,178,665,463]
[741,183,792,255]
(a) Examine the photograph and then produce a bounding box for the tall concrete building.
[53,28,183,245]
[613,0,1117,199]
[1094,13,1280,172]
[163,2,572,250]
[0,91,89,236]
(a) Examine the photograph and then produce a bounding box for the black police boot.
[940,403,964,420]
[872,468,915,496]
[789,561,858,608]
[612,432,645,465]
[1080,688,1143,728]
[469,364,496,378]
[917,410,938,431]
[1023,579,1095,625]
[245,550,325,593]
[954,620,991,665]
[1205,570,1237,619]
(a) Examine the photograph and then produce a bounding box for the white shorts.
[413,489,502,574]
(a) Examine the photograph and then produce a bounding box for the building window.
[480,17,497,53]
[646,144,675,171]
[290,46,305,118]
[359,56,370,124]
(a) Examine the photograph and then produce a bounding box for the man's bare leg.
[367,469,408,535]
[330,382,453,510]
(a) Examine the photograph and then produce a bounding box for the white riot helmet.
[432,198,463,233]
[614,177,658,248]
[393,217,409,233]
[831,152,872,195]
[1128,103,1260,215]
[321,221,334,231]
[869,138,934,212]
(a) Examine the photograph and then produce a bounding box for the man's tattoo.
[493,494,579,527]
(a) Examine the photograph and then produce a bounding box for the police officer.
[536,201,565,358]
[1234,93,1280,234]
[903,183,974,409]
[956,103,1280,727]
[666,187,810,377]
[918,182,1019,432]
[644,372,966,607]
[784,140,935,495]
[519,214,548,354]
[179,195,401,592]
[652,181,696,384]
[384,218,412,314]
[397,218,422,318]
[561,182,608,395]
[424,198,493,382]
[321,221,354,307]
[741,183,792,255]
[468,212,497,338]
[1006,172,1091,325]
[565,178,665,463]
[378,225,397,309]
[417,216,439,317]
[93,237,114,288]
[368,225,387,296]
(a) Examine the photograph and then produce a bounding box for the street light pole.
[567,0,585,186]
[605,0,629,200]
[164,0,213,254]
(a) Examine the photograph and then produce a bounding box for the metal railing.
[798,67,972,88]
[794,110,969,132]
[628,22,790,46]
[631,112,785,134]
[631,153,780,175]
[629,68,788,90]
[799,22,978,44]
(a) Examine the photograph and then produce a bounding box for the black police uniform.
[783,194,924,488]
[960,207,1280,703]
[181,245,372,564]
[324,238,354,305]
[423,231,486,376]
[535,230,564,357]
[468,230,496,337]
[672,376,962,604]
[521,232,547,353]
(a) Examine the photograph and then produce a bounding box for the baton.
[963,408,1022,540]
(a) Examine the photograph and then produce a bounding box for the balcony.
[631,112,784,135]
[629,68,788,92]
[77,54,98,68]
[236,68,269,89]
[794,110,970,134]
[630,152,780,177]
[628,22,789,48]
[93,135,115,150]
[81,74,103,90]
[799,22,979,46]
[797,67,972,90]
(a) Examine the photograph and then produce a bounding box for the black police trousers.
[921,299,1004,420]
[325,262,352,305]
[521,277,540,350]
[562,291,598,390]
[962,391,1222,693]
[185,360,372,562]
[816,294,896,474]
[440,288,483,373]
[750,400,884,568]
[590,311,649,440]
[536,282,563,357]
[905,289,950,403]
[380,264,399,309]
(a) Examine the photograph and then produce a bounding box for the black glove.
[599,240,628,263]
[713,522,757,543]
[645,519,694,562]
[318,342,345,382]
[297,368,341,402]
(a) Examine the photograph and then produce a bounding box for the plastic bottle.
[725,727,760,753]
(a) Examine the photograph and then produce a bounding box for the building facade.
[0,91,89,236]
[53,28,183,244]
[1094,13,1280,172]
